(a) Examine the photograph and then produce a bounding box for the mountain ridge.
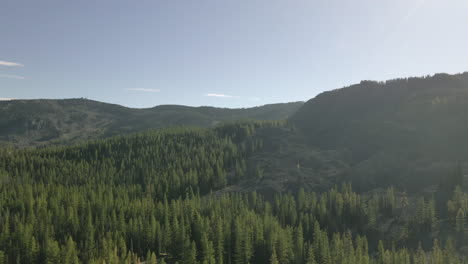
[0,98,303,147]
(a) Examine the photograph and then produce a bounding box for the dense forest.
[291,72,468,191]
[2,73,468,263]
[1,120,468,263]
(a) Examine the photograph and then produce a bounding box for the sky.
[1,0,468,108]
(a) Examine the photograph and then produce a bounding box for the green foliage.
[1,121,468,263]
[291,72,468,191]
[0,99,303,147]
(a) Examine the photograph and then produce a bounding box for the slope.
[0,98,303,147]
[0,121,466,263]
[290,72,468,190]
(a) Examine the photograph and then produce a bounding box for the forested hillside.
[291,72,468,191]
[3,72,468,263]
[1,121,468,263]
[0,99,303,147]
[3,0,468,261]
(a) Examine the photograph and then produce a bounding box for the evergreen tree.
[456,208,465,234]
[413,243,426,264]
[305,245,317,264]
[62,236,80,264]
[146,250,157,264]
[431,239,444,264]
[270,247,279,264]
[294,224,304,264]
[200,233,215,264]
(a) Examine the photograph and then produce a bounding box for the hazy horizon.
[1,70,467,108]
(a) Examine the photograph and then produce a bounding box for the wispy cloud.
[0,60,24,67]
[205,93,237,98]
[248,97,261,101]
[126,88,160,92]
[0,74,25,80]
[0,98,14,101]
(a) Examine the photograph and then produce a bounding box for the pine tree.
[30,236,40,263]
[444,238,460,264]
[270,247,279,264]
[146,250,157,264]
[294,224,304,264]
[62,236,80,264]
[181,241,197,264]
[83,209,95,262]
[377,240,385,264]
[46,238,61,264]
[200,233,215,264]
[431,239,444,264]
[214,220,224,264]
[305,245,317,264]
[413,243,426,264]
[456,208,465,234]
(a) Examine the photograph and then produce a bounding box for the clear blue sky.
[1,0,468,108]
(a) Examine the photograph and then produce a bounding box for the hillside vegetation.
[0,99,303,147]
[3,72,468,263]
[291,72,468,190]
[1,121,467,263]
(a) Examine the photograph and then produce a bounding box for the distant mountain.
[290,72,468,190]
[0,99,303,147]
[4,72,468,192]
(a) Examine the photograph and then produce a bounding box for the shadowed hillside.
[290,72,468,190]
